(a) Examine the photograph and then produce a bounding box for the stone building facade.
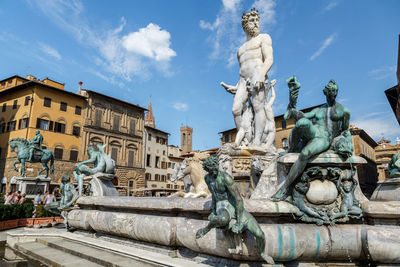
[0,75,85,195]
[350,125,378,197]
[375,137,400,181]
[78,89,146,196]
[142,100,184,196]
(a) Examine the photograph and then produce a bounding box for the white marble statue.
[221,8,274,149]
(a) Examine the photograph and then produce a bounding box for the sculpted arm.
[224,174,244,222]
[342,107,351,134]
[257,34,273,82]
[77,153,96,165]
[266,83,276,109]
[220,51,240,94]
[205,176,216,214]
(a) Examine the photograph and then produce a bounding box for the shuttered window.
[95,110,102,127]
[111,147,118,164]
[128,150,135,167]
[54,148,63,160]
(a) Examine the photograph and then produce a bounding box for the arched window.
[282,138,289,149]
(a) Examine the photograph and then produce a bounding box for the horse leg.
[13,161,19,172]
[38,161,49,177]
[20,159,26,177]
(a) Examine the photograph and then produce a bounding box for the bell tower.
[180,125,193,154]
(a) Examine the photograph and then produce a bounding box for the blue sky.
[0,0,399,150]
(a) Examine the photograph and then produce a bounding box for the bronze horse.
[9,138,54,177]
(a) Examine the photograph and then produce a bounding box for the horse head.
[170,163,181,183]
[8,138,28,153]
[175,160,191,182]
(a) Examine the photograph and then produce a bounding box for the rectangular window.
[60,102,67,111]
[281,120,287,129]
[168,162,171,168]
[111,147,118,164]
[94,109,102,127]
[75,105,82,115]
[161,175,166,182]
[155,174,160,181]
[129,181,134,188]
[146,154,151,167]
[13,100,17,109]
[113,116,120,131]
[145,173,151,180]
[54,122,66,133]
[24,96,30,106]
[155,156,160,168]
[69,150,78,161]
[7,121,16,132]
[44,97,51,107]
[0,123,5,133]
[19,118,29,129]
[148,134,151,141]
[128,150,135,167]
[54,148,63,160]
[129,119,135,135]
[72,126,80,136]
[2,103,6,112]
[36,118,49,130]
[162,161,166,169]
[224,134,229,143]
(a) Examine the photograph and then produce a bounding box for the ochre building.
[0,75,85,193]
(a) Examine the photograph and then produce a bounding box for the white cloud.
[324,1,339,12]
[173,102,189,111]
[368,66,396,80]
[200,0,276,67]
[310,33,337,61]
[122,23,176,61]
[352,116,400,141]
[38,42,62,60]
[30,0,176,83]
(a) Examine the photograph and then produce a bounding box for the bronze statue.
[195,156,274,264]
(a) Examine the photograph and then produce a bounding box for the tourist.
[18,193,26,204]
[33,190,42,205]
[43,190,55,205]
[3,192,9,203]
[4,192,12,205]
[13,191,21,203]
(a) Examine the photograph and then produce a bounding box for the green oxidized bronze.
[273,76,362,225]
[290,166,362,225]
[196,156,274,264]
[387,152,400,178]
[8,130,55,177]
[273,76,353,201]
[45,174,79,216]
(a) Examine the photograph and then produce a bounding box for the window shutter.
[36,118,40,128]
[61,123,65,133]
[49,121,54,131]
[18,119,21,129]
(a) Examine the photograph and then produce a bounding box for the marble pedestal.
[85,173,119,196]
[372,178,400,201]
[15,176,51,198]
[65,196,400,265]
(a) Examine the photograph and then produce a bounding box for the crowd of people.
[2,190,56,205]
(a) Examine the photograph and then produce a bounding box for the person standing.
[43,190,55,205]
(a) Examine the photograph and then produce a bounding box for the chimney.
[396,137,400,145]
[78,81,83,90]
